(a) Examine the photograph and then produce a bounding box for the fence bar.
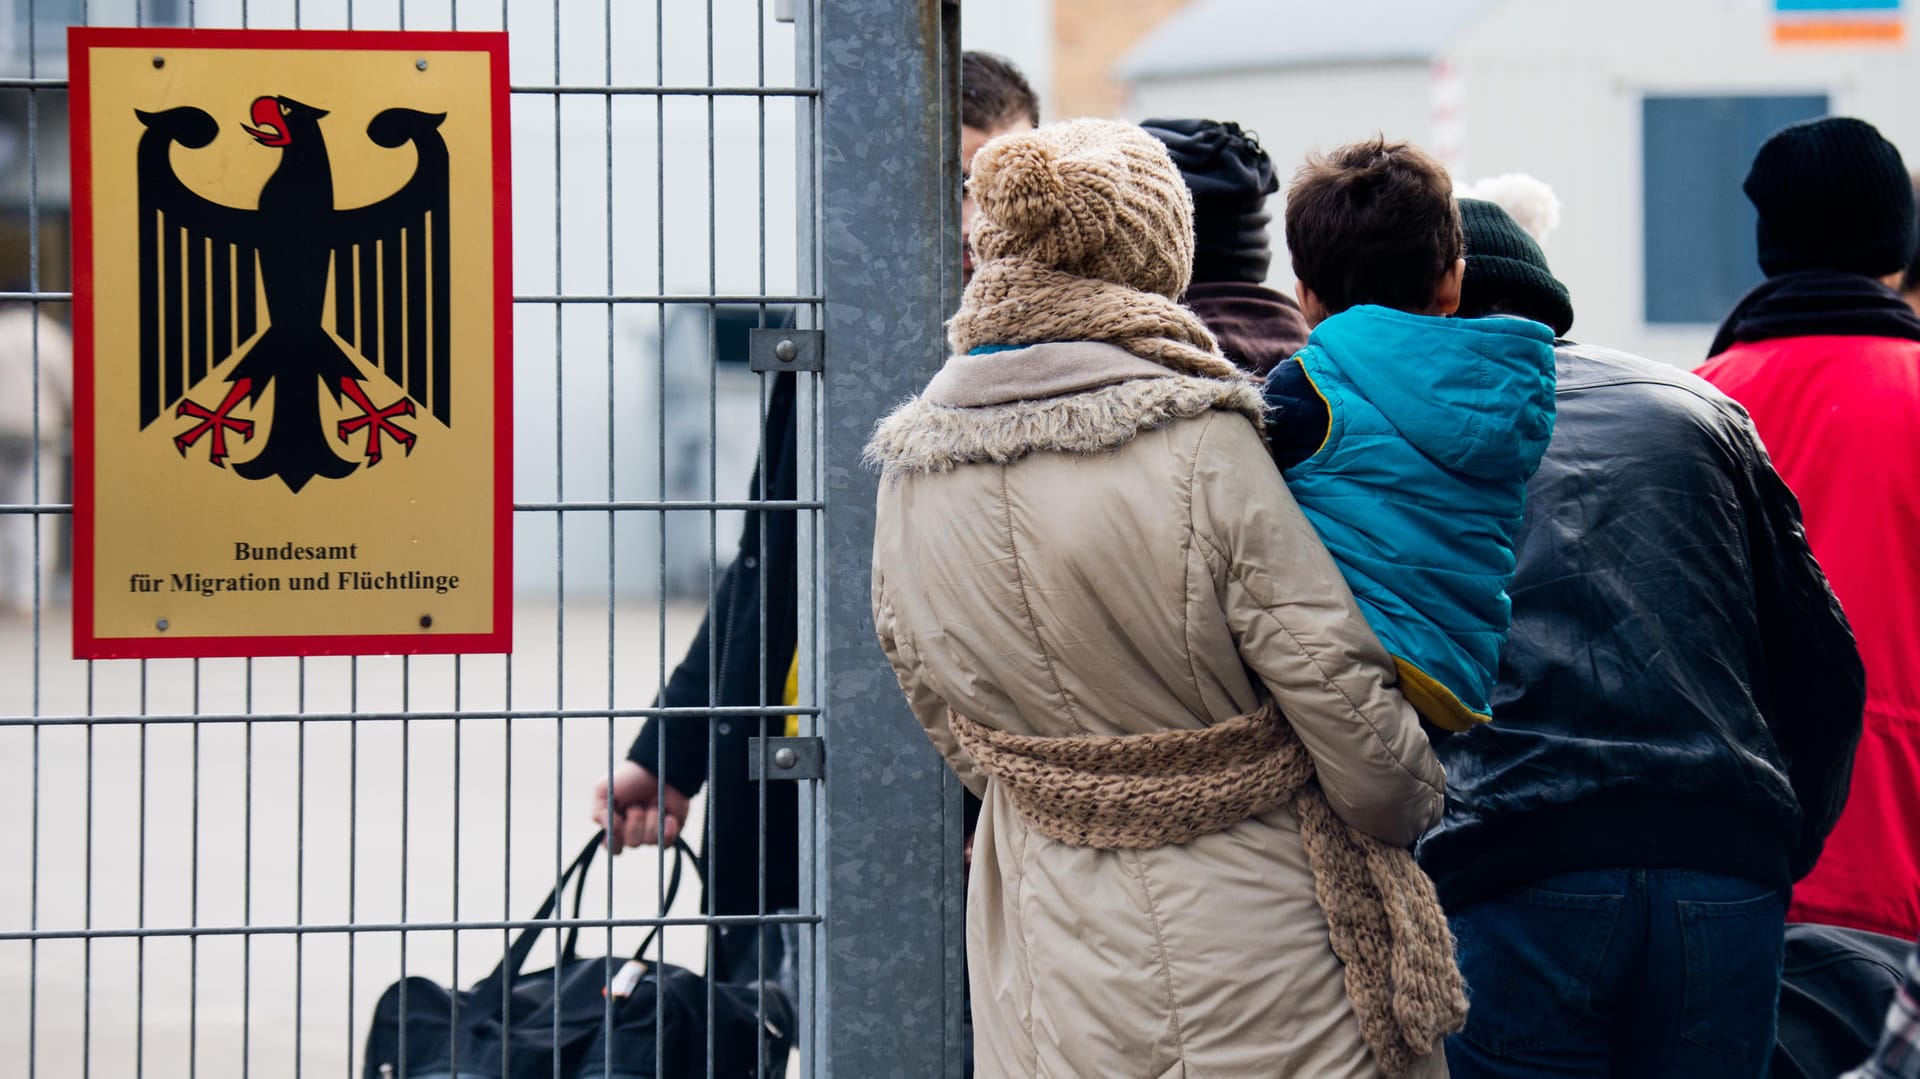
[509,84,818,98]
[801,0,965,1075]
[9,3,828,1076]
[0,500,824,514]
[0,915,823,943]
[0,290,821,305]
[520,292,820,304]
[4,705,817,728]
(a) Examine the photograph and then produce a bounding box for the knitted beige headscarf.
[951,119,1242,381]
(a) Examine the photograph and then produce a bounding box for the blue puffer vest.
[1281,305,1556,730]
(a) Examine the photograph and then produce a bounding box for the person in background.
[959,52,1040,286]
[1141,118,1308,375]
[1455,172,1562,247]
[952,50,1038,882]
[1426,193,1864,1078]
[0,297,72,618]
[1697,116,1920,942]
[871,117,1455,1078]
[1901,176,1920,319]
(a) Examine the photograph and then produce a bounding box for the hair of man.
[1285,135,1465,316]
[961,50,1040,133]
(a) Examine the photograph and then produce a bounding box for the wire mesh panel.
[0,0,953,1074]
[794,1,967,1076]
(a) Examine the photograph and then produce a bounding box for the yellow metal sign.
[69,28,513,658]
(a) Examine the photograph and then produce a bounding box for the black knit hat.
[1744,116,1917,278]
[1457,198,1574,336]
[1140,118,1279,284]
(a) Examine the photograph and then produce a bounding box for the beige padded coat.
[869,342,1449,1078]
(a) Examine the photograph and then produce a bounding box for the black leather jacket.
[1416,343,1864,909]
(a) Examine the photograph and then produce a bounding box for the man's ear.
[1432,258,1467,316]
[1295,280,1330,328]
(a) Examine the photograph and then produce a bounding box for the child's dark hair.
[961,51,1040,132]
[1284,136,1464,315]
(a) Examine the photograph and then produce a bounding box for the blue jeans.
[1445,868,1787,1079]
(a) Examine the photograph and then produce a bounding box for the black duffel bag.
[361,832,796,1079]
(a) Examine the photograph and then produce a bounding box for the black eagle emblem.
[134,96,452,492]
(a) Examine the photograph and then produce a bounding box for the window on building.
[1643,93,1828,324]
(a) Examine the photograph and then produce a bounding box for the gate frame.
[798,0,968,1074]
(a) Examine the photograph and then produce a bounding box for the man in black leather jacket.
[1421,198,1866,1079]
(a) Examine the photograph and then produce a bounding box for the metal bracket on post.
[748,735,825,781]
[749,328,824,373]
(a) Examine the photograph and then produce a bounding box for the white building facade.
[1121,0,1920,366]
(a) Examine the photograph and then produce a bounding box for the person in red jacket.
[1698,115,1920,941]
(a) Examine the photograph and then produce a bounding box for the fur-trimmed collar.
[865,341,1265,475]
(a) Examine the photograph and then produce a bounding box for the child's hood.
[1307,305,1557,481]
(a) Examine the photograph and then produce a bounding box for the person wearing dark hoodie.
[1697,116,1920,943]
[1431,195,1865,1077]
[1141,118,1309,376]
[590,53,1041,1016]
[1902,175,1920,320]
[1262,137,1556,735]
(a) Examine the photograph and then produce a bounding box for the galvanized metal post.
[797,0,965,1075]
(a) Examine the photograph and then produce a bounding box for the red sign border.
[68,26,514,660]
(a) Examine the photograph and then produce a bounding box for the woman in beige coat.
[868,120,1462,1078]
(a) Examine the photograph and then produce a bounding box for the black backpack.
[1772,922,1911,1079]
[361,833,796,1079]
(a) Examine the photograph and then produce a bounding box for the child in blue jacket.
[1264,138,1556,731]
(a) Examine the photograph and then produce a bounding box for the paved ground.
[0,598,778,1078]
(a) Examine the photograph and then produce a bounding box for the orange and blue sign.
[1774,0,1906,44]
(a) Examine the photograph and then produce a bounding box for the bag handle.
[483,831,605,992]
[604,836,707,1002]
[625,834,701,965]
[483,830,706,992]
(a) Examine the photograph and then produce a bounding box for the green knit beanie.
[1458,198,1574,337]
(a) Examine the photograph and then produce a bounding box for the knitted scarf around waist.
[950,703,1466,1078]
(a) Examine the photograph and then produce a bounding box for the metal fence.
[0,0,963,1075]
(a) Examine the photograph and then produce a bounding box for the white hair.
[1455,173,1562,246]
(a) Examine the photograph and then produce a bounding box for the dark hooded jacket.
[1416,343,1864,910]
[629,372,799,917]
[1185,281,1308,377]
